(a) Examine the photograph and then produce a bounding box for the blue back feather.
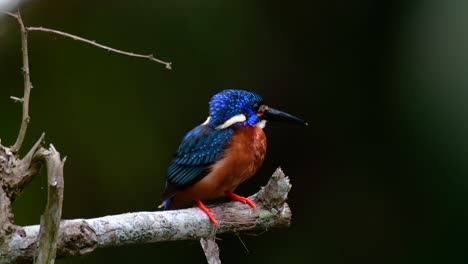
[162,124,234,202]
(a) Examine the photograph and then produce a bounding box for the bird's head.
[207,89,307,129]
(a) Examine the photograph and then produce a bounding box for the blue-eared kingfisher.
[160,89,307,225]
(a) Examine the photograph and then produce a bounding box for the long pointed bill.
[262,107,308,126]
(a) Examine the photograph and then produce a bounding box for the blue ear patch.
[208,89,263,128]
[162,124,234,200]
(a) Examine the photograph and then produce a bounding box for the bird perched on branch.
[160,89,307,225]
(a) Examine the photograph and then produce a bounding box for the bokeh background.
[1,0,468,263]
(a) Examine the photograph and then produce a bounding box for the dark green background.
[1,0,468,263]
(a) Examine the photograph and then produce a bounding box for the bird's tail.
[158,197,173,210]
[159,180,174,210]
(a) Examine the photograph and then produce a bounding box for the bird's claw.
[225,191,257,209]
[196,200,219,226]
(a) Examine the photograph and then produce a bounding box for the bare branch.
[2,7,174,264]
[10,96,24,103]
[200,236,221,264]
[3,9,171,153]
[35,145,65,264]
[27,27,172,69]
[0,9,172,153]
[1,11,18,18]
[9,10,32,153]
[3,168,292,263]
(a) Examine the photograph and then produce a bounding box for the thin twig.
[11,10,32,153]
[1,11,18,18]
[236,234,250,254]
[10,96,23,103]
[27,27,172,69]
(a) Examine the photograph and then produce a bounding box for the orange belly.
[170,125,267,208]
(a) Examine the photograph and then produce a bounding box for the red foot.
[195,200,219,226]
[225,191,256,209]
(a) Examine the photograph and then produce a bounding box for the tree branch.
[9,10,32,153]
[27,27,172,69]
[4,8,172,153]
[1,7,176,263]
[2,10,171,69]
[2,11,18,18]
[200,236,221,264]
[35,145,65,264]
[3,168,292,264]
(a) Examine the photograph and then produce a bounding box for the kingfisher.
[160,89,307,225]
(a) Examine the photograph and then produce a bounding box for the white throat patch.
[257,120,267,129]
[215,114,247,130]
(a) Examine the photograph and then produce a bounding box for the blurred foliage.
[1,0,468,263]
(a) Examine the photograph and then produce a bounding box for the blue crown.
[208,89,263,128]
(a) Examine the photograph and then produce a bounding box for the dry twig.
[7,10,32,153]
[1,11,171,69]
[27,27,172,69]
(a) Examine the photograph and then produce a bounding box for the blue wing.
[162,124,234,200]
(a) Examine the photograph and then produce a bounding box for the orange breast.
[170,125,267,208]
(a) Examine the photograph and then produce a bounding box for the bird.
[160,89,307,225]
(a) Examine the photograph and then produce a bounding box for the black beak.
[262,107,308,126]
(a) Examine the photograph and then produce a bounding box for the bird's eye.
[255,104,269,117]
[258,104,268,113]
